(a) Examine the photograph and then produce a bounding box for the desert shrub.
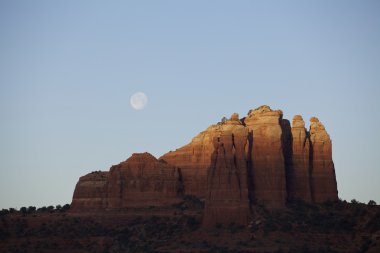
[263,216,278,233]
[20,207,27,215]
[0,209,9,216]
[27,206,36,213]
[359,238,372,253]
[228,222,244,234]
[173,195,204,210]
[37,206,47,212]
[217,117,228,125]
[185,216,200,231]
[366,211,380,232]
[117,226,131,242]
[114,216,189,252]
[350,199,360,204]
[249,222,260,233]
[215,223,223,230]
[47,205,55,212]
[0,227,10,240]
[61,204,70,212]
[280,221,293,232]
[368,200,377,206]
[14,218,28,237]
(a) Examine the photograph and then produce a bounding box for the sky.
[0,0,379,209]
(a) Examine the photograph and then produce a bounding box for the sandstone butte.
[71,105,338,227]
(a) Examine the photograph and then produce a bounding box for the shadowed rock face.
[71,153,183,211]
[71,171,109,211]
[107,153,183,208]
[72,105,339,227]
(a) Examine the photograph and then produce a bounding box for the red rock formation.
[71,153,183,211]
[244,106,287,208]
[160,126,218,199]
[203,115,250,227]
[71,106,339,226]
[71,171,108,211]
[107,152,183,208]
[288,115,312,202]
[309,117,338,203]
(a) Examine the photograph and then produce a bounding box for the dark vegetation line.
[1,197,379,253]
[0,204,71,216]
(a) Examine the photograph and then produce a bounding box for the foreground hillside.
[1,198,379,253]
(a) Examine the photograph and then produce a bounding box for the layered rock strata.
[71,153,183,211]
[71,171,108,211]
[72,105,339,227]
[160,125,218,198]
[202,115,250,227]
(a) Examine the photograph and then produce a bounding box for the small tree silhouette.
[20,207,27,215]
[350,199,359,204]
[368,200,377,206]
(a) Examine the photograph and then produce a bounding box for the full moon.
[130,92,148,110]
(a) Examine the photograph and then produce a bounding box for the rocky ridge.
[71,105,338,227]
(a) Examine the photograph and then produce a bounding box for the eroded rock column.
[288,115,312,202]
[203,115,250,227]
[244,106,287,208]
[309,117,338,203]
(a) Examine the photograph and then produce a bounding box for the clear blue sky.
[1,1,379,209]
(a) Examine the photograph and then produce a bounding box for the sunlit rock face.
[159,106,338,226]
[159,127,217,199]
[244,106,287,208]
[202,115,251,227]
[309,117,338,203]
[72,105,338,227]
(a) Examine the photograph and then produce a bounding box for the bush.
[173,195,204,210]
[366,212,380,232]
[38,206,47,212]
[20,207,27,215]
[359,238,372,253]
[350,199,360,204]
[27,206,36,213]
[185,216,200,231]
[61,204,71,212]
[280,222,293,232]
[263,217,278,233]
[368,200,377,206]
[228,223,244,234]
[0,209,9,216]
[47,206,55,212]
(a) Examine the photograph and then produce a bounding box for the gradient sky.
[1,1,379,209]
